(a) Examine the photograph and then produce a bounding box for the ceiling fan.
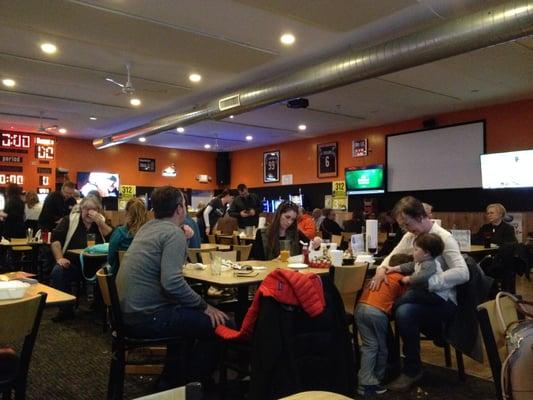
[37,111,58,133]
[105,64,135,95]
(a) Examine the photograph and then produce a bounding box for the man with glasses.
[116,186,229,389]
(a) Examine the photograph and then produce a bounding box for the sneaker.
[387,371,423,392]
[357,385,388,396]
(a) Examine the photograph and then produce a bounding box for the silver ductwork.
[94,1,533,149]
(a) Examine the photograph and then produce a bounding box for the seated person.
[50,195,113,322]
[356,253,411,396]
[116,186,229,388]
[472,203,517,247]
[376,211,404,257]
[343,209,364,233]
[297,206,316,240]
[319,208,343,240]
[214,214,239,235]
[385,233,448,307]
[108,198,148,274]
[252,201,320,260]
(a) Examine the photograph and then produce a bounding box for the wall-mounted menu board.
[0,131,56,191]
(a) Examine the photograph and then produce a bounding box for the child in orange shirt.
[355,254,412,397]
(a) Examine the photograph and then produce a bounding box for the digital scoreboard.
[0,131,56,191]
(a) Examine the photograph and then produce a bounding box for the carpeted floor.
[21,301,499,400]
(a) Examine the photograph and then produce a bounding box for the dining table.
[0,239,45,280]
[0,272,76,305]
[183,259,329,325]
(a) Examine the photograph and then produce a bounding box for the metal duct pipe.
[94,1,533,149]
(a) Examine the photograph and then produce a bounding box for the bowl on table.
[308,259,332,269]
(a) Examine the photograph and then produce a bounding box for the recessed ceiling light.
[58,128,67,134]
[280,33,295,46]
[138,137,146,142]
[89,116,97,120]
[245,135,253,141]
[176,127,185,133]
[130,98,141,106]
[298,124,307,131]
[204,144,211,149]
[189,73,202,83]
[40,43,57,54]
[229,115,234,119]
[2,79,16,87]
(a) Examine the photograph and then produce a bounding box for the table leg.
[236,286,250,328]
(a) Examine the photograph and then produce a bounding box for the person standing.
[319,208,343,240]
[0,183,26,239]
[116,186,229,387]
[24,190,43,232]
[38,181,77,231]
[198,189,236,240]
[228,184,261,229]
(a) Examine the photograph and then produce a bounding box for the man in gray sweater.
[116,186,228,387]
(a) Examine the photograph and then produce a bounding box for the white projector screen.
[387,121,484,192]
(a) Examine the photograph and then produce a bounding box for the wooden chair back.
[331,234,342,247]
[233,244,253,261]
[333,262,368,314]
[118,251,126,265]
[97,267,125,339]
[207,234,217,244]
[210,250,237,262]
[187,248,213,264]
[200,243,218,250]
[216,234,235,245]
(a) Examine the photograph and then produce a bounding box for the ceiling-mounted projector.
[286,98,309,109]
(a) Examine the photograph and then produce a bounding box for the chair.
[97,268,186,400]
[331,235,342,247]
[187,248,213,264]
[233,244,252,261]
[7,239,34,273]
[477,295,519,400]
[332,262,368,363]
[207,234,217,244]
[0,292,47,400]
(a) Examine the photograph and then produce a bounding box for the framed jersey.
[263,150,280,183]
[317,142,338,178]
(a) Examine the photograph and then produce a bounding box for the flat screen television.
[77,172,120,197]
[480,150,533,189]
[345,164,385,195]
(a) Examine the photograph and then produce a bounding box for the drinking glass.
[279,239,291,262]
[26,228,33,243]
[87,233,96,248]
[210,254,222,276]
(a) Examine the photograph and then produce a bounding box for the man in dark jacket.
[228,184,261,228]
[38,181,77,231]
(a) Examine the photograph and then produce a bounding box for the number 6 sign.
[263,150,280,183]
[317,142,338,178]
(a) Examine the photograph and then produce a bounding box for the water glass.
[26,228,33,243]
[245,226,254,237]
[210,255,222,276]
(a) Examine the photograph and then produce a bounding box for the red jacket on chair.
[215,268,325,340]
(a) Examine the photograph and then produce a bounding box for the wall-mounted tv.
[77,172,120,197]
[481,150,533,189]
[345,164,385,195]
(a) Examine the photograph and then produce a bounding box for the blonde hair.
[486,203,506,218]
[26,191,39,208]
[125,198,148,236]
[80,195,103,213]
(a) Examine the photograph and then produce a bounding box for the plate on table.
[287,263,308,269]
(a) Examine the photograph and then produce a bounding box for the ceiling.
[0,0,532,152]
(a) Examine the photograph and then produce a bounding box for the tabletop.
[279,391,353,400]
[67,248,109,257]
[0,240,44,247]
[0,273,76,305]
[462,245,499,255]
[183,259,329,287]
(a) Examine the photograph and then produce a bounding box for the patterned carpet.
[23,304,498,400]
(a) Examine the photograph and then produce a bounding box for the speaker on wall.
[216,152,231,185]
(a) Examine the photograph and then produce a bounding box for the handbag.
[79,243,109,281]
[495,292,533,400]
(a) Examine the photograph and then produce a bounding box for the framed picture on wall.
[317,142,338,178]
[263,150,280,183]
[352,138,368,157]
[138,158,156,172]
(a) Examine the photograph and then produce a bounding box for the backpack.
[495,292,533,400]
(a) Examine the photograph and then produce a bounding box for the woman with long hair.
[252,201,320,260]
[24,190,43,232]
[108,197,148,273]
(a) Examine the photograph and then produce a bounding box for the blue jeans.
[50,263,81,313]
[394,300,456,376]
[125,306,224,385]
[356,303,390,386]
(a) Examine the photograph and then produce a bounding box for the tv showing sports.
[77,172,120,197]
[481,150,533,189]
[345,164,385,195]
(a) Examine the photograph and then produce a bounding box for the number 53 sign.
[263,150,280,183]
[317,142,338,178]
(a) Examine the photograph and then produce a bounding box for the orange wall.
[231,98,533,187]
[56,138,218,190]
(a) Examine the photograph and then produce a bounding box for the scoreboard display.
[0,131,56,191]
